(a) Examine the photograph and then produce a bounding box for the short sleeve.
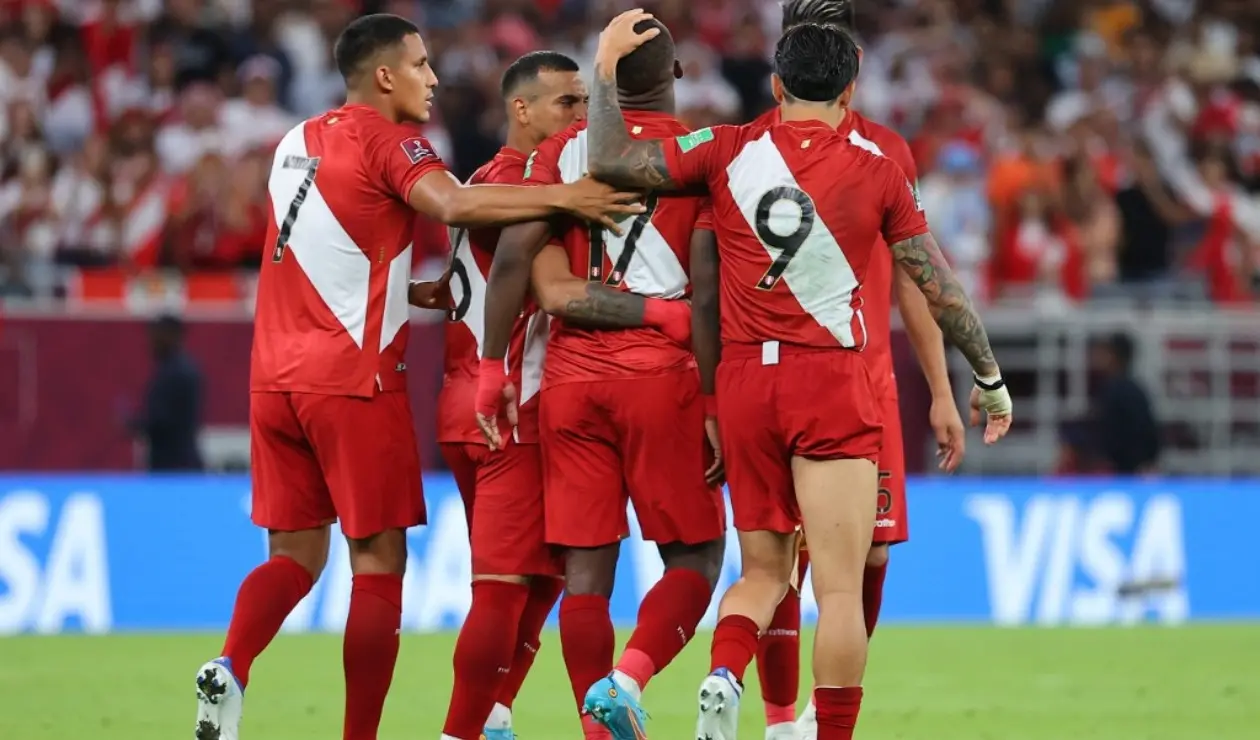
[879,160,929,245]
[694,199,714,232]
[522,139,562,186]
[661,125,737,188]
[366,122,448,201]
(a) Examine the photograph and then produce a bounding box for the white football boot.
[794,700,817,740]
[195,657,243,740]
[695,667,742,740]
[765,721,798,740]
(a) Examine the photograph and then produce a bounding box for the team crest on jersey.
[676,127,714,153]
[400,137,434,165]
[909,179,924,212]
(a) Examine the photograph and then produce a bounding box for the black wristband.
[974,375,1005,392]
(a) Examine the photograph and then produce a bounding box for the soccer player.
[475,17,726,740]
[584,13,1013,740]
[751,2,966,737]
[436,50,692,740]
[193,15,644,740]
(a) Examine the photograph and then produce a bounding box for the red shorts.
[873,392,909,545]
[539,370,726,547]
[717,346,882,534]
[440,440,562,577]
[250,391,424,539]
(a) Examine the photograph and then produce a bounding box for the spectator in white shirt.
[220,55,297,158]
[155,83,226,174]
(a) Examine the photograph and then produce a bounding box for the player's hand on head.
[562,177,645,234]
[703,416,725,487]
[929,397,966,472]
[596,9,660,62]
[969,379,1013,445]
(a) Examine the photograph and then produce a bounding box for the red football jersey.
[525,112,712,387]
[662,118,928,351]
[251,104,447,397]
[752,108,920,398]
[437,147,549,444]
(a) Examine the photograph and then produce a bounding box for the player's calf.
[343,529,408,740]
[795,457,878,740]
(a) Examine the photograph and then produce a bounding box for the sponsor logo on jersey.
[400,137,435,165]
[676,127,714,153]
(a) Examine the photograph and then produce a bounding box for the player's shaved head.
[616,18,676,97]
[781,0,855,32]
[501,51,581,99]
[334,13,421,83]
[774,22,860,104]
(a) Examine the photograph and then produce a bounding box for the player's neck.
[505,126,535,156]
[779,101,848,129]
[345,91,400,124]
[618,86,674,115]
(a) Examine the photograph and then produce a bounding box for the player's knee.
[268,528,331,582]
[658,537,725,589]
[346,528,408,575]
[866,543,889,568]
[563,545,618,598]
[473,573,529,586]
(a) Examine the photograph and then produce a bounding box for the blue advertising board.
[0,475,1257,634]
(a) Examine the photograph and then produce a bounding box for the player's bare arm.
[890,231,1012,442]
[531,246,674,330]
[690,228,724,486]
[409,169,644,232]
[894,266,965,471]
[586,11,683,191]
[890,232,996,375]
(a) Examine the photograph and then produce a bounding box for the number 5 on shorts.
[272,155,321,263]
[753,185,816,290]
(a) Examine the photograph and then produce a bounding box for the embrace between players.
[195,3,1013,740]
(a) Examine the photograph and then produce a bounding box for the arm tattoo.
[587,61,678,190]
[561,283,648,328]
[889,232,998,377]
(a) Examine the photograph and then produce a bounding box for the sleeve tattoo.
[889,232,999,377]
[586,62,679,190]
[560,283,649,328]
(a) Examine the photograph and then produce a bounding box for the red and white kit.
[524,113,726,548]
[437,146,560,576]
[661,118,929,534]
[753,107,919,544]
[249,104,439,539]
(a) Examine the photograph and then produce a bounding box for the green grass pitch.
[4,625,1258,738]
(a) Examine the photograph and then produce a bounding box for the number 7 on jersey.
[272,155,321,263]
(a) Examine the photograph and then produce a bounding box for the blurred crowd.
[2,0,1260,307]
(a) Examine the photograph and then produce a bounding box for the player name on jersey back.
[250,104,447,398]
[525,113,712,387]
[660,117,929,354]
[438,147,548,444]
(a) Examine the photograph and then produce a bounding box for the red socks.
[863,562,888,638]
[757,586,801,723]
[617,568,712,689]
[496,577,563,708]
[559,594,616,709]
[343,573,403,740]
[443,581,530,740]
[814,686,863,740]
[709,614,760,684]
[221,555,314,687]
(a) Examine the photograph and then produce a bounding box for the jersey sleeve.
[695,199,714,232]
[878,159,930,245]
[523,137,564,186]
[366,122,448,201]
[881,130,920,184]
[661,125,737,188]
